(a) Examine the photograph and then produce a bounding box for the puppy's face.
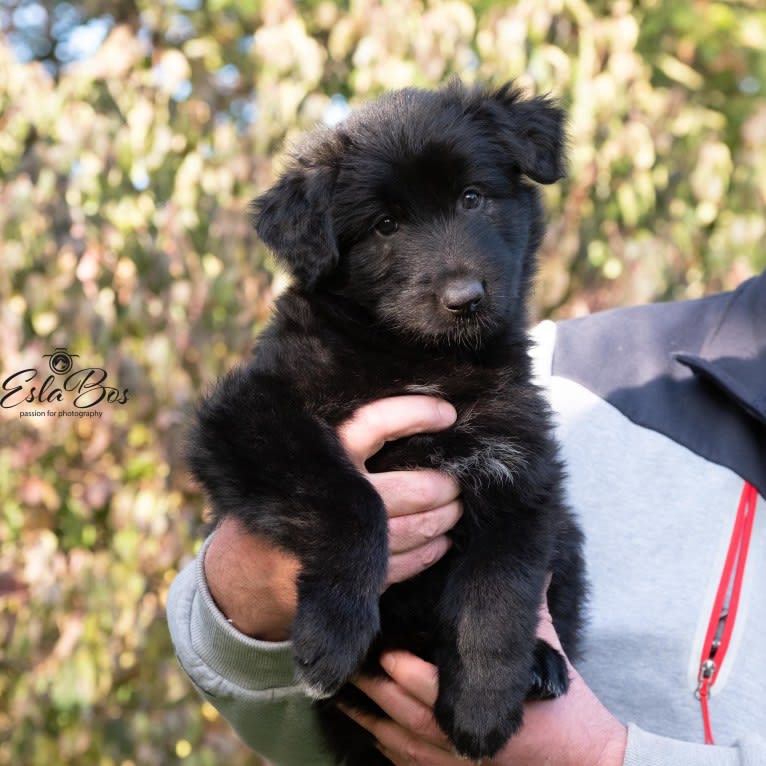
[330,129,544,347]
[252,81,566,348]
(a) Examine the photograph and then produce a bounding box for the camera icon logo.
[44,348,79,375]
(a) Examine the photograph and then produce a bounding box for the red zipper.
[695,481,758,745]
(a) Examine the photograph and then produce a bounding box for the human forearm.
[167,546,333,765]
[204,515,300,641]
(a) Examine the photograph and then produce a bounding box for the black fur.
[187,79,586,763]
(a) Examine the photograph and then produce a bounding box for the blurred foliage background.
[0,0,764,764]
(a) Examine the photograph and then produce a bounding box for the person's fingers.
[368,471,461,518]
[379,651,441,708]
[352,675,449,747]
[386,535,452,586]
[374,474,460,586]
[387,500,463,553]
[375,741,467,766]
[338,397,457,467]
[339,704,456,766]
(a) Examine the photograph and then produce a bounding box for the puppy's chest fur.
[256,289,544,484]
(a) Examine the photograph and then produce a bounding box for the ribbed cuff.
[623,723,739,766]
[189,534,298,692]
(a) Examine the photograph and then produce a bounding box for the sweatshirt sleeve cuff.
[623,723,739,766]
[187,534,299,692]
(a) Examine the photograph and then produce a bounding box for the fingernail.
[380,651,397,676]
[437,401,457,423]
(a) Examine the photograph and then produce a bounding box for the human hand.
[338,396,462,586]
[343,589,627,766]
[203,396,461,640]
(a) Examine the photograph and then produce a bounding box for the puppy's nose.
[441,279,485,314]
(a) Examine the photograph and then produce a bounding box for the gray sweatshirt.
[168,276,766,765]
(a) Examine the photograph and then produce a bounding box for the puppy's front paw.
[434,653,528,760]
[527,638,569,700]
[434,685,524,760]
[292,592,380,699]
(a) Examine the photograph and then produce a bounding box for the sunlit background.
[1,1,765,764]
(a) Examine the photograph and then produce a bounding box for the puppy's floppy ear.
[477,83,567,185]
[250,141,340,290]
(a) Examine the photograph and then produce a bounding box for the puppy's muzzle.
[441,279,485,315]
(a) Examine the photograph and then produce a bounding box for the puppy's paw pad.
[527,639,569,700]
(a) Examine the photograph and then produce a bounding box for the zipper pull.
[695,658,716,701]
[696,658,716,744]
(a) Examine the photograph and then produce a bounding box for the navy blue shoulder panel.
[552,273,766,498]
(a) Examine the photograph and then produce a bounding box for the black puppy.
[188,80,586,763]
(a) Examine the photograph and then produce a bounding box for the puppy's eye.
[375,216,399,236]
[461,189,483,210]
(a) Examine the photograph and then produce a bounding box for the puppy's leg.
[188,365,388,697]
[546,514,588,661]
[432,489,558,760]
[527,512,586,700]
[289,475,388,698]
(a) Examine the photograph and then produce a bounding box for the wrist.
[579,686,626,766]
[203,517,300,641]
[594,721,628,766]
[552,668,627,766]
